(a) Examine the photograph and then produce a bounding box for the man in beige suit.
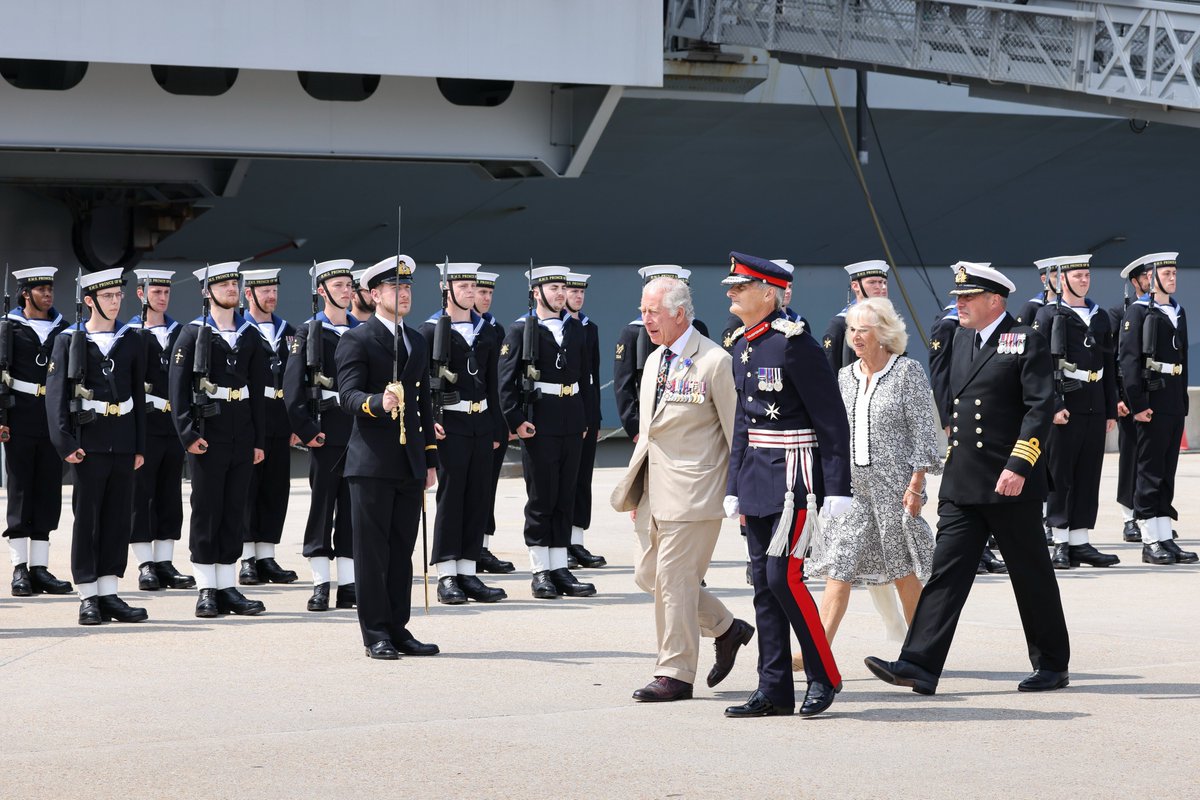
[611,277,755,702]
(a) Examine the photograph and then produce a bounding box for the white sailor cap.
[13,266,57,287]
[949,261,1015,297]
[242,268,281,287]
[79,268,125,293]
[1121,252,1178,280]
[845,260,890,281]
[565,272,590,288]
[1034,255,1091,274]
[475,271,499,288]
[133,268,175,287]
[193,263,241,287]
[770,259,796,279]
[360,255,416,290]
[525,266,569,286]
[439,262,480,283]
[351,268,369,288]
[638,265,691,284]
[311,260,355,283]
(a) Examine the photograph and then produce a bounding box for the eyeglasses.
[95,291,125,301]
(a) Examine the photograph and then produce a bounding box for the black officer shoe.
[195,588,220,618]
[216,587,266,616]
[1051,543,1071,569]
[335,583,356,609]
[799,680,842,717]
[78,597,102,625]
[238,558,261,585]
[531,571,560,599]
[436,576,468,605]
[1017,669,1069,692]
[567,544,607,569]
[1160,539,1199,564]
[458,574,507,603]
[256,557,298,584]
[477,548,516,574]
[29,565,73,594]
[1142,542,1175,565]
[1122,520,1141,543]
[1068,543,1120,568]
[307,582,331,612]
[396,638,440,656]
[98,594,149,623]
[137,562,162,591]
[979,547,1008,574]
[548,567,596,597]
[724,689,794,717]
[365,641,401,660]
[11,563,33,597]
[153,561,196,589]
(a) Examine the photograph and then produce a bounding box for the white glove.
[722,495,740,519]
[822,495,852,519]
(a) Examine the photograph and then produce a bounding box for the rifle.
[430,256,459,426]
[1049,261,1079,396]
[520,258,541,423]
[1142,262,1165,392]
[0,265,14,426]
[191,266,220,441]
[306,261,333,425]
[66,268,96,429]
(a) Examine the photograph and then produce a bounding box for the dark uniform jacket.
[498,311,588,437]
[578,313,602,430]
[4,308,69,438]
[282,312,358,448]
[721,308,802,351]
[1032,300,1118,417]
[822,306,854,372]
[249,313,295,439]
[335,315,439,480]
[129,315,182,439]
[1106,300,1132,410]
[940,314,1053,505]
[478,311,509,443]
[1119,295,1188,417]
[928,304,958,429]
[1015,292,1046,325]
[418,310,505,442]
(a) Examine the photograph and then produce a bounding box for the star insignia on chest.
[823,337,833,349]
[764,402,781,420]
[739,347,751,364]
[500,343,510,356]
[174,349,185,364]
[930,340,941,350]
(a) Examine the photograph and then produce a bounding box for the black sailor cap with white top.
[133,268,175,286]
[439,262,480,284]
[1034,254,1091,274]
[1121,251,1178,280]
[13,266,57,288]
[360,255,416,289]
[475,270,498,289]
[79,267,126,294]
[949,261,1015,297]
[844,259,890,281]
[242,268,281,287]
[638,265,691,284]
[312,260,355,283]
[525,265,569,286]
[192,262,241,287]
[565,272,590,288]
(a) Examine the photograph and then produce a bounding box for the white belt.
[534,381,579,397]
[321,389,339,402]
[747,428,818,450]
[80,398,135,417]
[1062,367,1103,383]
[9,378,46,397]
[1145,358,1183,376]
[207,385,250,401]
[264,387,284,400]
[146,394,172,412]
[445,398,488,414]
[747,428,820,560]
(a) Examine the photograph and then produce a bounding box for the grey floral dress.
[807,355,942,584]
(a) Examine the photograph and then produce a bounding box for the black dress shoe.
[531,571,560,599]
[1122,520,1142,542]
[724,689,794,718]
[1143,542,1175,565]
[78,597,102,626]
[567,544,607,568]
[567,552,580,569]
[307,582,330,612]
[195,588,220,618]
[256,557,298,584]
[153,561,196,589]
[477,548,516,574]
[436,576,468,605]
[458,574,507,603]
[800,680,841,717]
[1051,543,1071,570]
[707,618,755,688]
[29,565,72,594]
[1018,669,1069,692]
[238,558,261,585]
[863,656,939,695]
[1160,538,1199,564]
[979,547,1008,574]
[335,582,356,609]
[632,676,693,702]
[1068,543,1120,568]
[11,563,33,597]
[549,567,596,597]
[137,561,162,590]
[98,594,149,623]
[216,587,266,616]
[396,637,439,656]
[365,640,400,660]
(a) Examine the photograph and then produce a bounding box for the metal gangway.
[666,0,1200,124]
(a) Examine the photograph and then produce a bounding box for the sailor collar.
[7,307,65,328]
[190,313,254,336]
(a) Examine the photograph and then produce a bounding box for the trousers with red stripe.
[745,509,840,708]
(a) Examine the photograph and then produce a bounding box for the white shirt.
[373,315,411,353]
[540,315,565,346]
[666,325,695,359]
[975,313,1006,349]
[27,318,57,344]
[452,320,476,347]
[147,324,172,349]
[89,330,117,357]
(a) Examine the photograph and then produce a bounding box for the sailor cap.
[638,265,691,284]
[79,267,125,293]
[1034,255,1091,274]
[311,260,355,283]
[361,255,416,289]
[475,271,499,288]
[193,263,241,287]
[565,273,590,289]
[242,268,281,287]
[439,262,481,283]
[845,260,890,281]
[133,268,175,286]
[13,267,57,287]
[949,261,1015,297]
[1121,252,1178,280]
[525,266,569,286]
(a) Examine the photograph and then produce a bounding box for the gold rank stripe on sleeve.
[362,399,376,418]
[425,444,437,451]
[1010,437,1042,466]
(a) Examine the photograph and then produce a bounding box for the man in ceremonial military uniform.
[1109,265,1152,543]
[45,268,148,624]
[822,260,889,372]
[1118,253,1197,565]
[722,252,850,719]
[866,262,1070,695]
[129,269,194,590]
[564,271,606,569]
[1015,260,1056,325]
[168,263,267,617]
[334,255,440,659]
[419,262,507,605]
[239,268,299,586]
[3,266,73,597]
[498,265,596,599]
[283,259,359,611]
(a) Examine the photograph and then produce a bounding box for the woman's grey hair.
[846,297,908,355]
[647,276,695,322]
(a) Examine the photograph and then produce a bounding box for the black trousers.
[131,433,184,543]
[1133,412,1184,520]
[245,433,291,544]
[188,446,253,564]
[1115,412,1136,510]
[572,425,598,530]
[901,498,1070,676]
[3,433,63,541]
[745,511,840,708]
[431,431,492,564]
[69,453,134,584]
[484,437,506,539]
[300,444,352,560]
[348,475,422,647]
[1044,413,1105,530]
[520,433,581,548]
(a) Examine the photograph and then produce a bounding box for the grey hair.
[772,286,786,310]
[846,297,908,355]
[646,276,695,322]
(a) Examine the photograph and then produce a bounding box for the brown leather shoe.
[706,618,755,688]
[632,676,693,702]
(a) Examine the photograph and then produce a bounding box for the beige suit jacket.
[610,328,736,521]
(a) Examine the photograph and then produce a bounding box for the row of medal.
[662,377,708,404]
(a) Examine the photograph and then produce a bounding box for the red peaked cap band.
[730,259,789,288]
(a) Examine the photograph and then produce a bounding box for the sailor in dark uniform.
[169,263,267,618]
[1015,260,1055,325]
[350,267,375,319]
[1108,267,1150,542]
[1118,252,1197,565]
[128,269,194,591]
[498,266,596,599]
[472,270,517,575]
[45,268,148,625]
[239,268,299,586]
[3,267,73,597]
[866,262,1070,695]
[822,260,890,372]
[1030,256,1119,569]
[334,255,440,659]
[564,271,607,569]
[419,262,507,605]
[283,259,359,612]
[722,253,850,719]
